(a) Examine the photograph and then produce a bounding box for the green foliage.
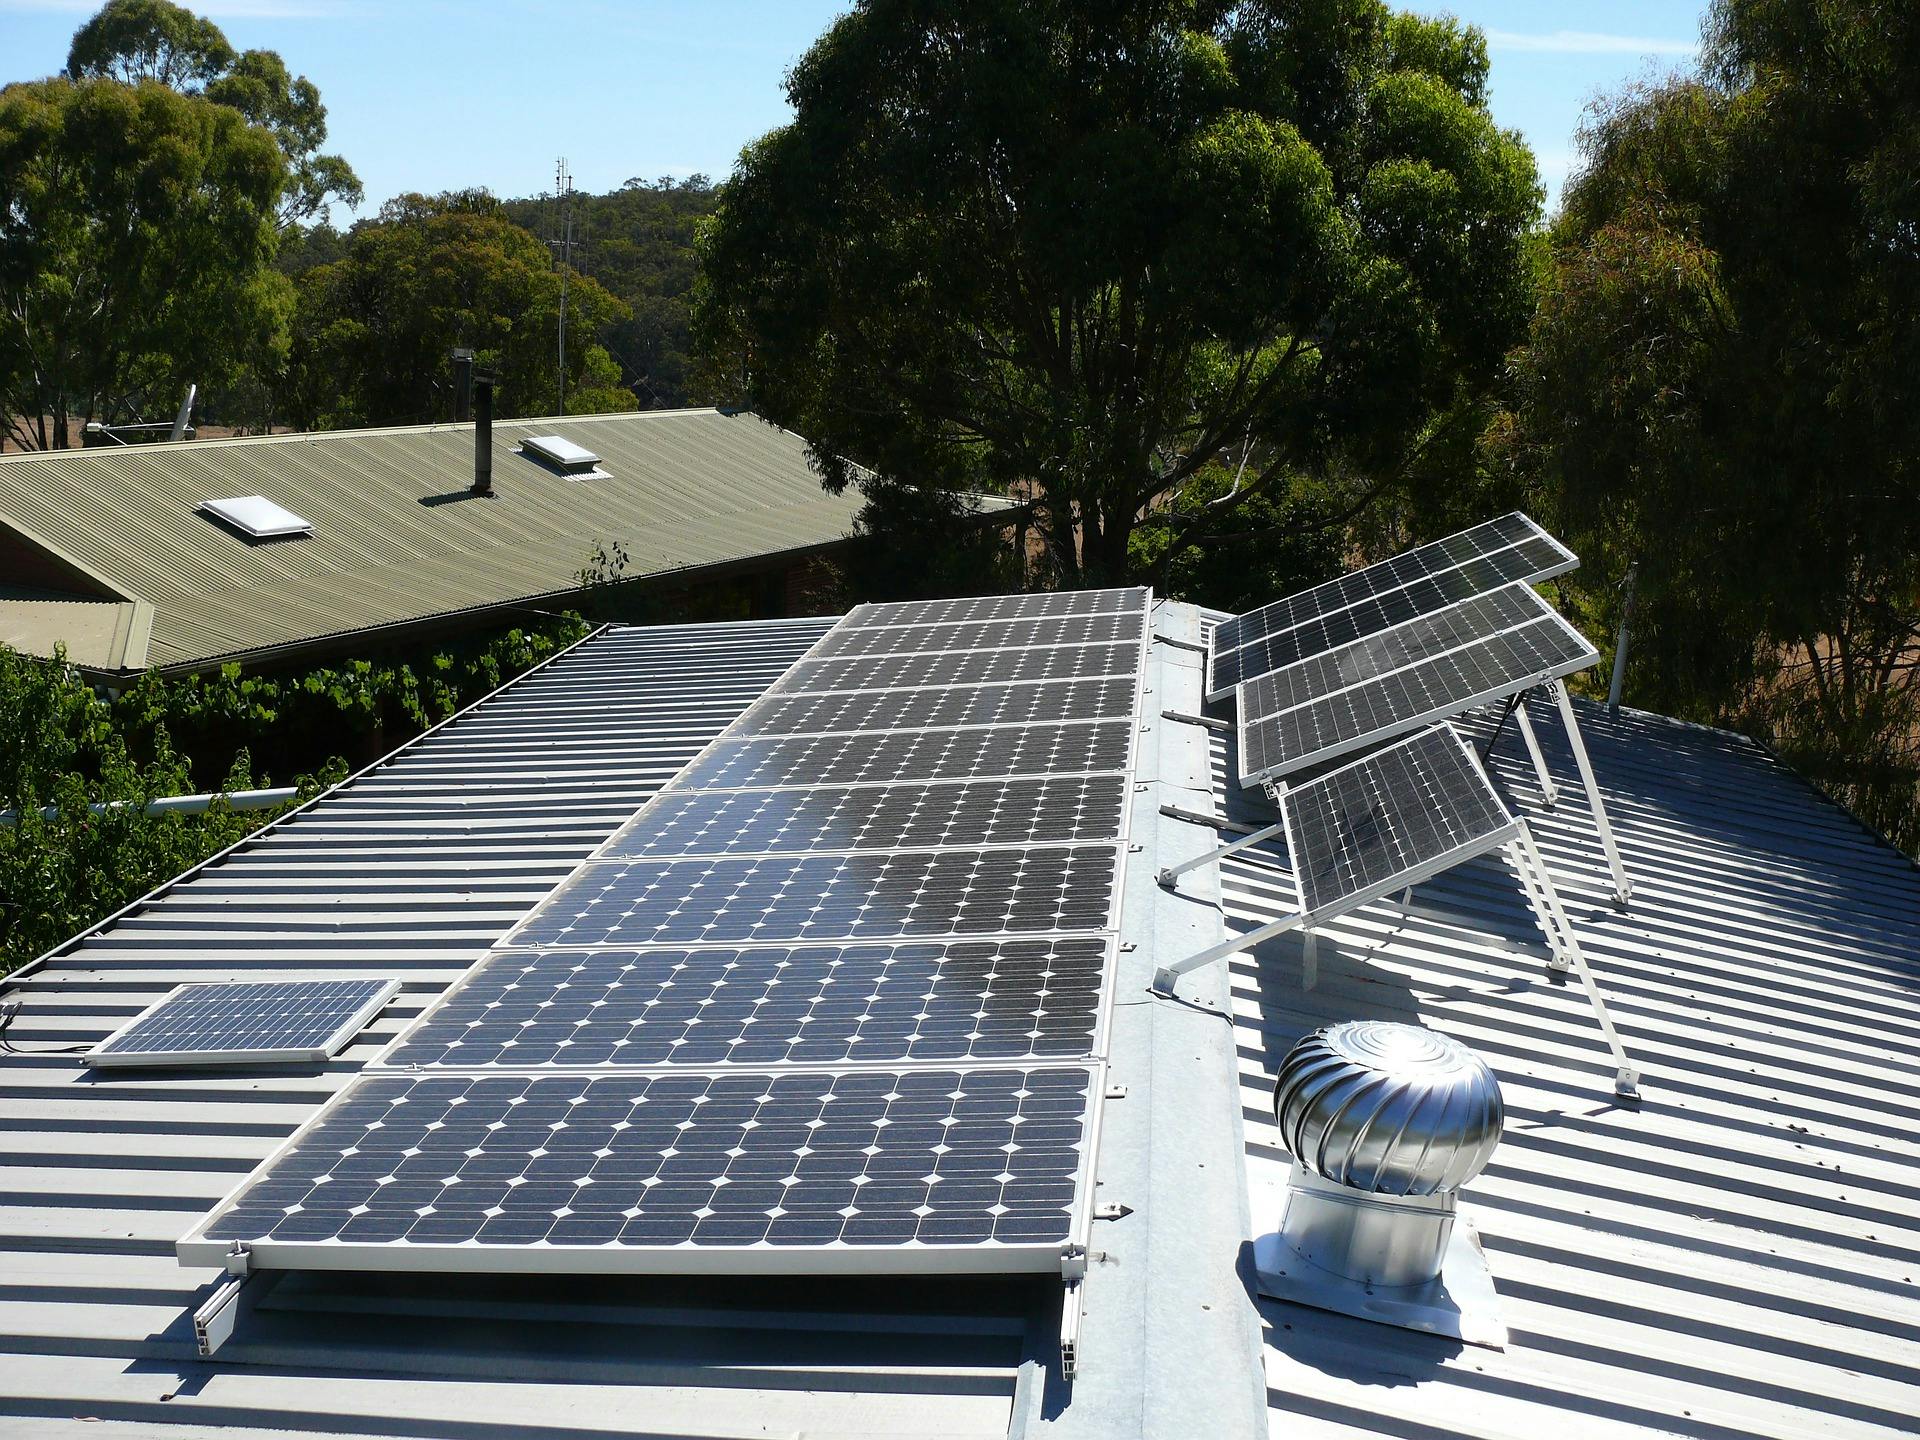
[66,0,360,228]
[0,614,589,974]
[1492,0,1920,847]
[0,74,290,450]
[838,486,1019,606]
[1131,462,1347,616]
[502,176,722,409]
[697,0,1541,589]
[281,190,634,429]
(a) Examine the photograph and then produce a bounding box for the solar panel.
[1207,536,1572,696]
[777,642,1141,696]
[602,777,1128,859]
[180,1065,1096,1271]
[1210,513,1571,663]
[847,587,1146,628]
[1241,584,1550,721]
[668,721,1134,791]
[86,979,400,1068]
[736,677,1137,736]
[384,938,1109,1069]
[1239,609,1597,784]
[814,611,1144,659]
[507,846,1123,948]
[1282,726,1518,919]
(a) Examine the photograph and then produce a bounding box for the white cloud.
[1486,29,1699,56]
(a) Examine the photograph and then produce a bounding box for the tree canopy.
[281,190,634,429]
[0,75,290,450]
[1494,0,1920,844]
[697,0,1541,588]
[67,0,361,227]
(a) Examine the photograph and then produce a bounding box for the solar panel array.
[1281,726,1517,918]
[1236,580,1598,786]
[183,588,1151,1277]
[1207,512,1574,698]
[87,979,399,1068]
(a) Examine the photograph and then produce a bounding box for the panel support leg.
[1301,926,1317,991]
[1512,697,1560,810]
[1510,831,1573,975]
[1513,824,1641,1099]
[1151,913,1305,997]
[1157,821,1285,890]
[1549,681,1632,906]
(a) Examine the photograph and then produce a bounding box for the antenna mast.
[554,157,573,417]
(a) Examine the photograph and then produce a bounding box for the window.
[519,434,611,480]
[198,496,312,539]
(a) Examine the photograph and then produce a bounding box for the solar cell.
[1211,513,1571,661]
[1283,727,1516,918]
[667,721,1134,791]
[736,677,1137,736]
[777,642,1140,696]
[1239,613,1597,783]
[602,776,1128,859]
[184,1065,1095,1268]
[86,979,400,1068]
[1240,584,1550,722]
[847,587,1146,629]
[383,938,1109,1068]
[507,846,1122,948]
[1207,537,1570,695]
[813,611,1144,659]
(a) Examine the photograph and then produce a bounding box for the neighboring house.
[0,408,888,677]
[0,603,1914,1439]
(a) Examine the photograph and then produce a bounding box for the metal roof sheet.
[1202,665,1920,1439]
[0,410,870,671]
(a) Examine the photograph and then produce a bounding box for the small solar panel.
[603,776,1129,859]
[508,846,1122,948]
[1207,537,1571,696]
[670,721,1134,790]
[1282,726,1517,918]
[385,938,1109,1068]
[777,642,1140,696]
[1211,513,1571,661]
[847,587,1146,629]
[183,1065,1096,1269]
[736,677,1137,736]
[1238,610,1597,783]
[86,979,400,1068]
[813,611,1145,659]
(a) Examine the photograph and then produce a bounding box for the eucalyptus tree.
[697,0,1541,588]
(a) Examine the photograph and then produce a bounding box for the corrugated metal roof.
[0,615,1041,1440]
[0,410,870,671]
[1206,679,1920,1439]
[0,595,149,669]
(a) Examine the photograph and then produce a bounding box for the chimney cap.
[1274,1022,1503,1197]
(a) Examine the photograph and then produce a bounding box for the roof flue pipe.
[472,372,495,497]
[451,348,474,423]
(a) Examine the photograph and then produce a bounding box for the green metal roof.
[0,409,869,671]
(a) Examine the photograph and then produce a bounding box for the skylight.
[198,495,312,539]
[519,434,610,479]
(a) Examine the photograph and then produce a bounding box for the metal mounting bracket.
[193,1271,250,1357]
[1157,821,1285,890]
[1153,634,1209,654]
[1159,708,1231,732]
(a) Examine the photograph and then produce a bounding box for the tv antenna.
[553,158,573,416]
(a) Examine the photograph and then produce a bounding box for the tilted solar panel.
[1209,513,1572,664]
[86,979,400,1068]
[1207,535,1571,696]
[1238,609,1597,784]
[1282,726,1517,919]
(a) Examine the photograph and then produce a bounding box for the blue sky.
[0,1,1707,217]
